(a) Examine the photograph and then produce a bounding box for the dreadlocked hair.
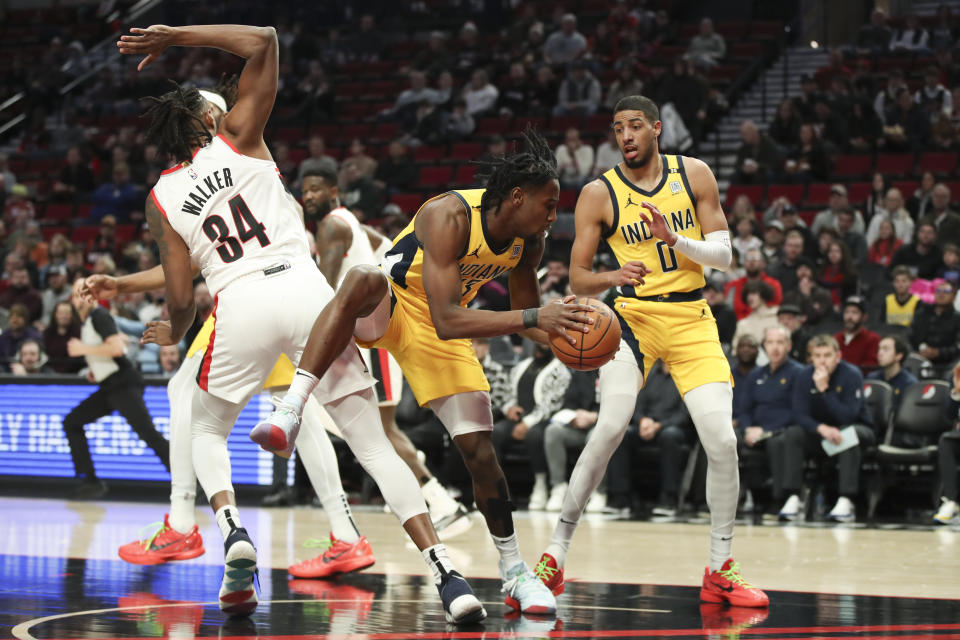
[478,126,558,214]
[212,74,239,110]
[141,82,211,165]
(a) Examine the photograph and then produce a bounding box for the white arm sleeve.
[671,230,733,271]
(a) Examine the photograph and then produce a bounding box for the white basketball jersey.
[328,206,377,287]
[150,135,310,296]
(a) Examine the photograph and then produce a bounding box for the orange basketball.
[549,297,622,371]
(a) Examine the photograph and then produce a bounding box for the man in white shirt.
[555,128,594,189]
[462,69,499,117]
[543,14,587,65]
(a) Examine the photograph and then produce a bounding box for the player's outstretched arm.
[418,197,593,343]
[569,180,649,296]
[82,261,200,302]
[145,196,196,343]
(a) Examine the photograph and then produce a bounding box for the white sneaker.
[778,494,802,522]
[249,400,301,458]
[528,479,548,511]
[585,491,607,513]
[545,483,567,512]
[828,496,855,522]
[500,561,557,615]
[933,497,960,524]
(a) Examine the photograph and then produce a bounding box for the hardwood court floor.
[1,497,959,639]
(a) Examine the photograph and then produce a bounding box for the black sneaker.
[219,527,258,616]
[437,570,486,624]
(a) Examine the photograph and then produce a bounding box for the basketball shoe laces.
[138,521,169,550]
[717,561,753,588]
[534,557,559,581]
[303,538,334,550]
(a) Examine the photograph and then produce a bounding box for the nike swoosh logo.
[323,550,347,563]
[717,585,735,592]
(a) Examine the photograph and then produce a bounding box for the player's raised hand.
[141,320,175,346]
[537,295,594,345]
[81,274,118,302]
[638,201,677,246]
[117,25,176,71]
[610,260,651,287]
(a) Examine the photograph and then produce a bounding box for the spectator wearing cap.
[725,249,783,320]
[811,185,866,237]
[928,183,960,249]
[866,336,917,412]
[41,265,71,322]
[733,120,780,185]
[703,280,736,349]
[555,128,594,190]
[553,60,601,117]
[544,13,587,65]
[732,280,781,348]
[761,220,786,264]
[835,296,881,373]
[891,220,943,279]
[686,17,726,69]
[910,280,960,376]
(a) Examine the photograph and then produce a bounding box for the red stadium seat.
[450,142,484,161]
[40,225,69,242]
[373,122,399,141]
[918,152,957,176]
[389,192,423,215]
[847,182,872,205]
[558,190,578,211]
[766,184,805,206]
[476,118,509,136]
[549,116,581,134]
[876,153,914,177]
[42,203,74,222]
[454,164,478,186]
[417,165,452,189]
[115,224,136,245]
[71,226,99,245]
[945,181,960,202]
[724,184,764,210]
[892,180,918,197]
[832,154,873,179]
[414,145,446,164]
[806,183,833,207]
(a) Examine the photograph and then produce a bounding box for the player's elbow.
[259,26,278,44]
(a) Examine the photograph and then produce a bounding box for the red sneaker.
[288,580,376,622]
[117,515,205,565]
[288,534,375,578]
[700,559,769,608]
[533,552,565,595]
[117,592,203,635]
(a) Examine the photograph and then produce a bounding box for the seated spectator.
[157,344,181,378]
[608,361,692,515]
[411,30,453,76]
[296,135,338,189]
[346,14,384,62]
[387,70,441,123]
[43,300,82,373]
[406,100,449,147]
[933,362,960,524]
[446,99,475,140]
[836,207,869,265]
[53,146,95,200]
[835,296,881,373]
[726,249,783,320]
[731,217,762,257]
[817,240,859,309]
[9,338,52,375]
[768,229,811,293]
[761,220,785,264]
[40,265,72,325]
[593,129,621,177]
[686,17,726,69]
[910,280,960,376]
[855,8,892,56]
[732,281,781,349]
[543,13,587,65]
[929,183,960,248]
[337,139,377,190]
[529,66,559,118]
[497,63,532,117]
[0,265,42,322]
[908,171,936,219]
[731,334,760,388]
[543,369,602,511]
[868,219,903,267]
[731,193,758,223]
[539,255,569,303]
[783,123,829,183]
[916,65,952,118]
[812,99,849,152]
[848,99,883,152]
[777,303,812,363]
[704,280,737,350]
[937,243,960,285]
[890,14,930,53]
[891,220,943,279]
[786,334,875,522]
[793,74,824,121]
[90,162,141,223]
[866,335,917,412]
[883,88,931,151]
[866,187,914,246]
[881,266,920,326]
[603,65,644,112]
[768,99,801,151]
[555,128,594,190]
[4,184,35,232]
[812,185,865,236]
[462,69,498,118]
[732,120,780,184]
[85,215,120,266]
[493,342,570,509]
[0,303,41,366]
[734,326,805,517]
[373,140,416,195]
[553,60,601,117]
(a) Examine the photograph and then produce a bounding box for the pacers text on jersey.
[619,208,696,245]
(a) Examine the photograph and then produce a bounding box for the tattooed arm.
[145,195,196,343]
[315,214,353,287]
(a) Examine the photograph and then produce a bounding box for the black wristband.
[522,308,539,329]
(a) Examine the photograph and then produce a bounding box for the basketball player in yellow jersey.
[536,96,769,609]
[258,129,594,615]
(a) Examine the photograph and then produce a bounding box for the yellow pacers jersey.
[884,293,919,326]
[187,313,294,388]
[383,189,525,319]
[600,155,705,299]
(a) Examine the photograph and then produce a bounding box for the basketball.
[549,297,621,371]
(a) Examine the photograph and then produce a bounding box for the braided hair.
[478,127,558,214]
[142,82,211,165]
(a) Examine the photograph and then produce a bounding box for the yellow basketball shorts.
[612,296,731,396]
[358,291,489,406]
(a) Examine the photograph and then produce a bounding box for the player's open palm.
[537,296,594,345]
[82,274,118,302]
[141,320,176,346]
[638,201,677,245]
[118,25,176,71]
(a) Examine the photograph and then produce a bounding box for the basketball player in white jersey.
[304,165,472,535]
[118,24,485,623]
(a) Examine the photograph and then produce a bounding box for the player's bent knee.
[340,265,388,316]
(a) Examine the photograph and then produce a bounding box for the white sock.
[283,369,320,413]
[168,492,196,534]
[319,492,361,543]
[422,543,456,585]
[545,514,576,568]
[491,532,524,576]
[214,505,242,541]
[710,532,733,572]
[533,472,547,490]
